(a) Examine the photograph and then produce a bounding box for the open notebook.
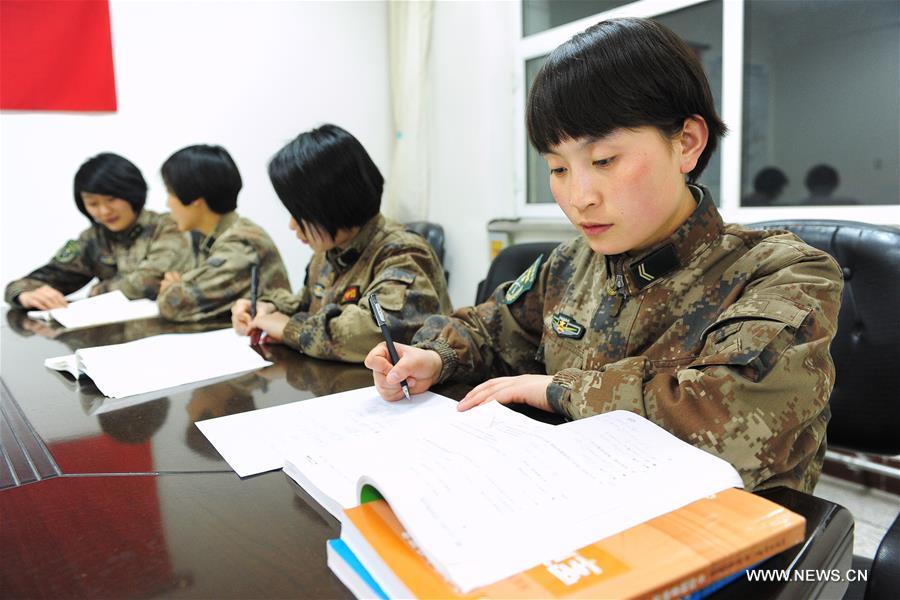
[285,405,745,592]
[44,328,270,398]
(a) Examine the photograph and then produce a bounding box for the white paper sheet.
[283,400,544,518]
[197,387,460,478]
[44,328,270,398]
[27,290,159,329]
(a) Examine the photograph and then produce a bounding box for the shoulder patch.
[206,257,226,268]
[503,254,544,305]
[54,240,81,263]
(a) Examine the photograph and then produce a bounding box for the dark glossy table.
[0,309,853,599]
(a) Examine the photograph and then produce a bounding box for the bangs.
[527,30,682,155]
[524,18,726,181]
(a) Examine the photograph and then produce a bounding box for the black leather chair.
[866,513,900,600]
[748,220,900,455]
[405,221,448,282]
[475,242,560,304]
[749,220,900,600]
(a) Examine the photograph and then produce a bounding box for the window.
[742,0,899,207]
[523,0,633,36]
[516,0,900,223]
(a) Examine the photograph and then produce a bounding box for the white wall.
[0,0,392,297]
[426,0,519,307]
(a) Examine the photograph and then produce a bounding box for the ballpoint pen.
[249,263,262,346]
[368,293,411,400]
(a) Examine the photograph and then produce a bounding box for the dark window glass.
[523,1,634,37]
[742,0,899,207]
[525,1,723,204]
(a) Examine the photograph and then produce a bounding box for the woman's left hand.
[456,374,554,413]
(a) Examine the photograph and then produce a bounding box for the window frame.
[514,0,900,225]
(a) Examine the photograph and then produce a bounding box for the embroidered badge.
[313,283,326,298]
[341,285,361,304]
[99,255,117,266]
[551,313,586,339]
[54,240,80,263]
[503,254,544,305]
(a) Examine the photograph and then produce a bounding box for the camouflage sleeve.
[90,219,191,300]
[157,239,256,322]
[281,245,450,363]
[259,264,311,314]
[411,253,550,384]
[547,249,843,492]
[4,230,98,305]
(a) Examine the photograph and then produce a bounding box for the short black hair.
[526,17,727,183]
[161,144,243,214]
[805,164,839,194]
[268,124,383,239]
[74,152,148,220]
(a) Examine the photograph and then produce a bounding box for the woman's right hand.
[231,299,275,335]
[18,285,68,310]
[364,342,443,401]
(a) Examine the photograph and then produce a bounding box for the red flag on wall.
[1,0,117,111]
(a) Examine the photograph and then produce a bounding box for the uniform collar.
[200,211,239,254]
[104,208,154,245]
[617,185,724,293]
[326,213,384,270]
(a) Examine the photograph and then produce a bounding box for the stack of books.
[274,399,806,599]
[331,488,804,599]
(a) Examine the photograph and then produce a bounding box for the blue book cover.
[327,539,389,600]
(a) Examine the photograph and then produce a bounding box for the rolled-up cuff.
[281,314,309,354]
[415,338,459,384]
[5,280,41,306]
[548,369,580,419]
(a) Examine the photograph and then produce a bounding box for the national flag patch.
[341,285,361,304]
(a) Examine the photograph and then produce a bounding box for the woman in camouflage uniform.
[156,144,291,322]
[231,124,452,363]
[5,153,191,309]
[365,19,843,493]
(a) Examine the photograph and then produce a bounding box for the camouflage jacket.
[5,210,191,305]
[157,212,291,322]
[414,186,843,493]
[260,214,452,363]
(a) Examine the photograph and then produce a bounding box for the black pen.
[249,263,261,346]
[368,293,410,400]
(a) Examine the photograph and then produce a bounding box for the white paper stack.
[44,328,271,398]
[28,290,159,329]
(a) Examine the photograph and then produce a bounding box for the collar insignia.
[628,244,680,291]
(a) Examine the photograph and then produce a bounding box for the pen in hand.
[368,293,410,400]
[249,263,262,346]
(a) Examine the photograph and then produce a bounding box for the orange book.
[340,488,805,599]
